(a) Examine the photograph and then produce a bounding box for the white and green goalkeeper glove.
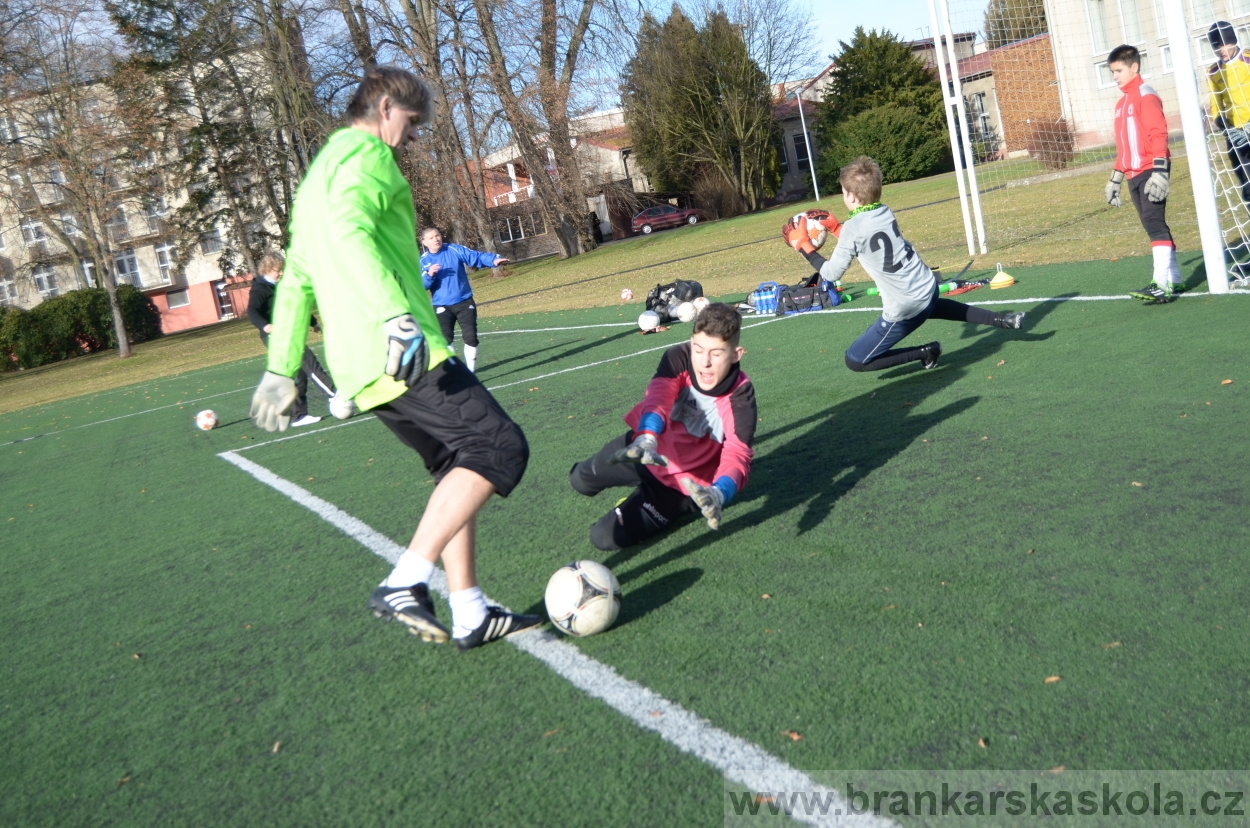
[383,314,428,387]
[250,371,298,432]
[1105,170,1125,207]
[608,432,669,467]
[1144,159,1170,203]
[681,478,725,530]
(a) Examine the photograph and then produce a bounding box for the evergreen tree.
[815,27,950,189]
[622,6,779,213]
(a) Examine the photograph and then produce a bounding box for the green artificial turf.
[3,257,1250,826]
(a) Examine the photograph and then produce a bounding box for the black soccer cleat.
[454,606,544,652]
[369,583,450,643]
[1128,283,1175,304]
[993,311,1026,329]
[919,341,942,369]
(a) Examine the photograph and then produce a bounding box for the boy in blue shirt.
[420,227,509,372]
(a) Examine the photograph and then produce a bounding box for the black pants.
[260,333,335,419]
[569,432,697,551]
[435,298,479,348]
[1226,128,1250,202]
[1127,170,1173,245]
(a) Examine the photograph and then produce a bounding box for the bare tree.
[0,2,164,357]
[688,0,821,85]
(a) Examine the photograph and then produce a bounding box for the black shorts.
[373,358,528,496]
[435,298,479,347]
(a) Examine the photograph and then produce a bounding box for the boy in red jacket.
[1104,44,1182,303]
[569,303,755,550]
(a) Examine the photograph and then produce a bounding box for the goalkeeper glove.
[608,432,669,467]
[250,371,298,432]
[803,208,843,239]
[781,215,816,255]
[1229,126,1250,149]
[383,314,428,386]
[1105,170,1125,207]
[681,478,726,530]
[1144,158,1170,203]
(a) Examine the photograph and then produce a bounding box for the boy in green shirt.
[249,67,541,651]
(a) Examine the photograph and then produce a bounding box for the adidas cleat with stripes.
[1128,283,1175,304]
[454,606,543,652]
[369,583,450,643]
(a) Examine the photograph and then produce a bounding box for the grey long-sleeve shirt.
[817,204,937,322]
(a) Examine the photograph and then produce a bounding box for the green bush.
[817,103,952,190]
[0,286,163,371]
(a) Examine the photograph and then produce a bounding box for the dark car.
[630,204,706,235]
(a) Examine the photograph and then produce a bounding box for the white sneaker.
[328,393,355,420]
[291,414,322,427]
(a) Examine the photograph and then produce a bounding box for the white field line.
[0,386,252,448]
[218,448,889,828]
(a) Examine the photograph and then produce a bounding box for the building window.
[792,133,812,172]
[82,259,96,287]
[20,216,46,244]
[199,227,223,254]
[778,142,790,175]
[0,116,18,142]
[166,288,190,308]
[144,197,168,234]
[215,281,234,319]
[1087,0,1111,53]
[1119,0,1144,44]
[59,212,80,237]
[48,164,66,201]
[496,212,548,243]
[154,242,175,284]
[34,110,58,139]
[115,248,140,286]
[0,277,16,305]
[105,207,129,242]
[33,265,59,297]
[1187,0,1215,28]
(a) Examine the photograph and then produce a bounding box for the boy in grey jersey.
[783,156,1025,371]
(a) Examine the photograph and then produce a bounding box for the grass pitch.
[3,252,1250,826]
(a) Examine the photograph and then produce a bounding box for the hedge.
[0,285,163,371]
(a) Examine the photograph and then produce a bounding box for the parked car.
[630,204,706,235]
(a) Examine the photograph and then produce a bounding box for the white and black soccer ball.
[194,409,219,431]
[638,310,662,331]
[545,560,621,637]
[674,301,697,323]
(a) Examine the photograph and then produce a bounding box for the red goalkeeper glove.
[803,208,842,239]
[781,215,817,254]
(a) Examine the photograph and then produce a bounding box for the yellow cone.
[990,262,1015,289]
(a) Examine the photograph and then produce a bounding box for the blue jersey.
[420,243,500,306]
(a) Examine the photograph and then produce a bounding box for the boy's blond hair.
[840,156,883,204]
[258,251,285,277]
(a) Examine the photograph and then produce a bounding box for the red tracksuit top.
[1113,75,1170,178]
[624,343,756,495]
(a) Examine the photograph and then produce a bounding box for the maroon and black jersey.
[624,342,756,496]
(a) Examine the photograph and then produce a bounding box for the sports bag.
[646,278,704,311]
[776,276,841,315]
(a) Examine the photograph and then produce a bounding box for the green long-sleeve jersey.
[268,127,452,411]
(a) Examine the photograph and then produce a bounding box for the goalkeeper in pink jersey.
[570,303,756,550]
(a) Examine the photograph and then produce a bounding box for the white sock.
[1167,248,1181,286]
[384,554,436,588]
[450,586,488,638]
[464,345,477,372]
[1151,245,1172,287]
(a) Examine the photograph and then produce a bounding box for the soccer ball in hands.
[544,560,622,637]
[638,310,662,331]
[195,409,219,431]
[792,212,829,250]
[620,288,634,301]
[675,301,697,323]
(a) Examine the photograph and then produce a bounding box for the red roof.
[773,97,819,121]
[958,52,992,80]
[579,126,630,150]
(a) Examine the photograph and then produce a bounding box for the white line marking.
[217,448,887,827]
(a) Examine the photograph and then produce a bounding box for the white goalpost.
[928,0,1240,293]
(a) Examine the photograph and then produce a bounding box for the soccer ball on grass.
[674,301,697,323]
[620,288,634,301]
[638,310,663,331]
[544,560,621,637]
[194,409,219,431]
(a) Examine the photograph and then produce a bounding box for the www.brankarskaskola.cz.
[728,783,1247,818]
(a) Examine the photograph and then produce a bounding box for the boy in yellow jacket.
[1208,21,1250,203]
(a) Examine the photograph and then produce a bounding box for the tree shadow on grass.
[485,329,641,380]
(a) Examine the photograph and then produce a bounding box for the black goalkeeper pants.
[569,432,697,551]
